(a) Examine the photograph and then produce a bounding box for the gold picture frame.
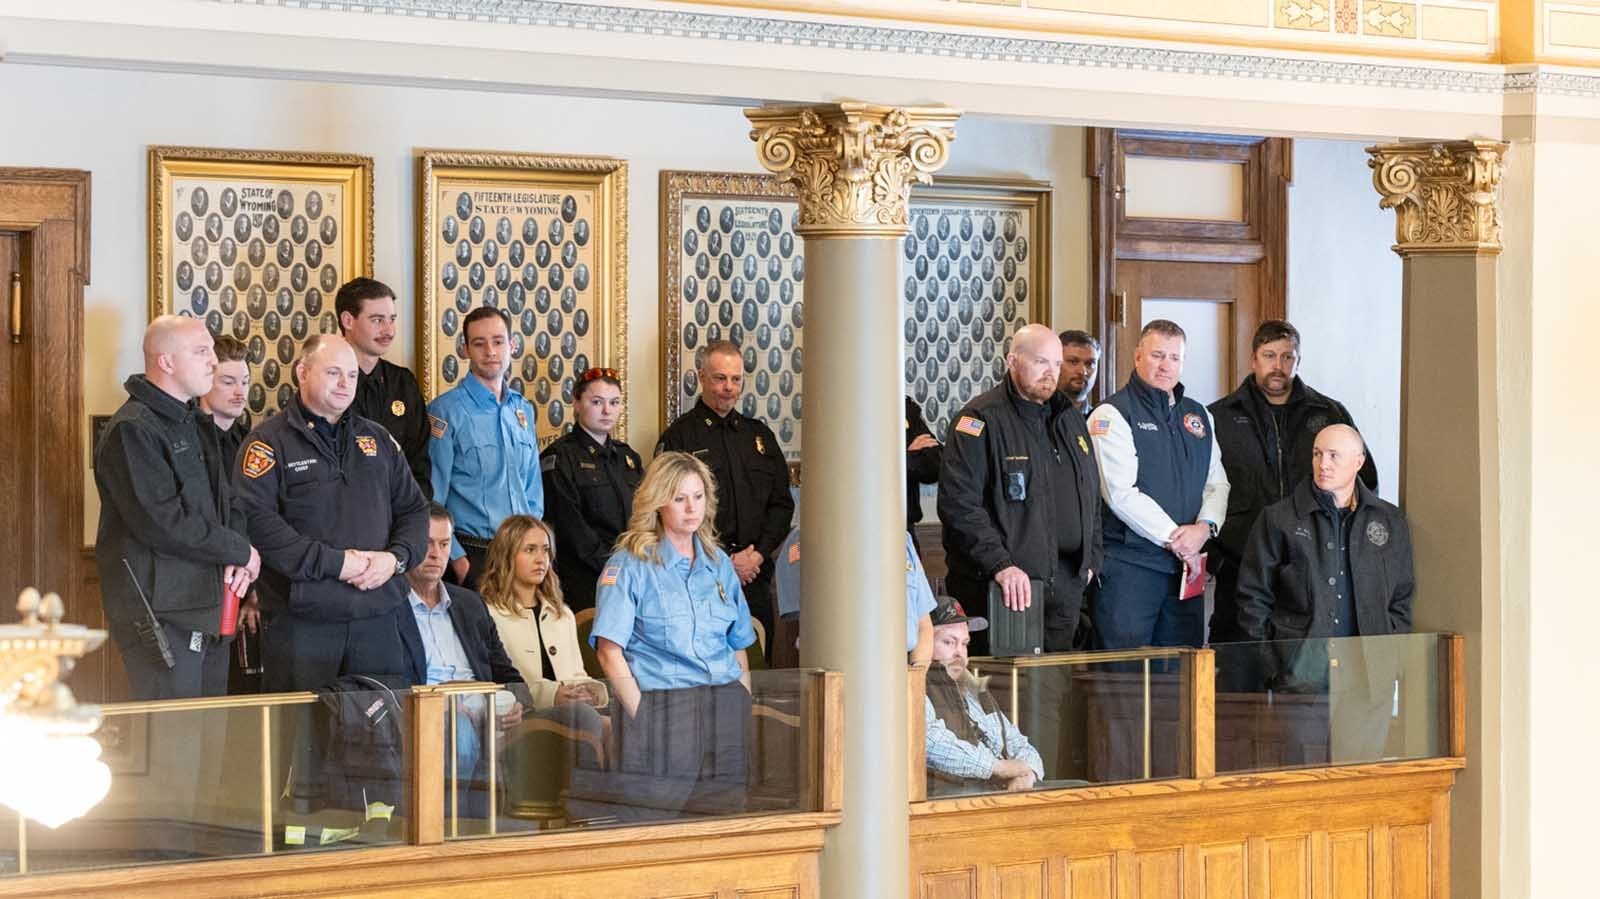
[417,150,629,447]
[148,145,374,417]
[659,171,1051,459]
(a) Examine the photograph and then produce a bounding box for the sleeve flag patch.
[600,563,622,586]
[955,415,985,437]
[429,414,448,439]
[1089,418,1111,436]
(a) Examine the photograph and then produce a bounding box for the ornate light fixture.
[0,588,111,828]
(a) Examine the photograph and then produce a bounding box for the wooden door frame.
[1086,129,1290,403]
[0,167,91,604]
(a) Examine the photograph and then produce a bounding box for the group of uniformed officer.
[935,317,1414,656]
[94,269,1414,700]
[95,282,799,697]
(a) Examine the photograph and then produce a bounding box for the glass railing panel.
[1211,633,1443,774]
[933,649,1189,799]
[444,668,825,840]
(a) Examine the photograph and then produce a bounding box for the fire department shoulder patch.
[241,441,275,479]
[355,435,378,457]
[1183,412,1206,438]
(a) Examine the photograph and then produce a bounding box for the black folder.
[986,579,1046,657]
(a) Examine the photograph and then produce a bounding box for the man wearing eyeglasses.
[1206,320,1377,645]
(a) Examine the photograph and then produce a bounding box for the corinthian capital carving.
[1367,140,1508,256]
[746,102,960,238]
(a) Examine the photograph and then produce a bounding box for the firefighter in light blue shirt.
[587,451,756,820]
[428,307,543,589]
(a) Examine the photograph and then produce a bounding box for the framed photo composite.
[148,145,374,417]
[417,150,629,447]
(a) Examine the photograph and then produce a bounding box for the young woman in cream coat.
[479,515,607,710]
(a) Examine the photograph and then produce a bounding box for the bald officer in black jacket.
[235,334,429,692]
[95,315,260,699]
[656,340,795,646]
[1209,320,1378,644]
[939,324,1102,655]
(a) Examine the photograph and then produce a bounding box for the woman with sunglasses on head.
[540,366,644,611]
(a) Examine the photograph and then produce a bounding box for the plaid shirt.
[923,694,1043,783]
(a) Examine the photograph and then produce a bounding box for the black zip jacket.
[905,397,942,531]
[94,375,253,635]
[1208,376,1378,564]
[938,378,1102,607]
[540,427,644,611]
[235,401,429,621]
[1235,478,1413,642]
[353,358,432,499]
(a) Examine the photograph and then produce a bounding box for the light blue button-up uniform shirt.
[408,587,477,685]
[589,536,758,691]
[774,529,935,653]
[428,375,544,559]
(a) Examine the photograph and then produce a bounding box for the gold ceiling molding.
[1367,139,1508,255]
[745,103,961,238]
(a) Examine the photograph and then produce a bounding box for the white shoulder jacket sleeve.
[1087,404,1180,547]
[1198,408,1230,527]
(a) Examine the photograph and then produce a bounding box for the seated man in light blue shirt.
[773,527,935,665]
[398,504,529,785]
[923,596,1044,796]
[428,307,543,590]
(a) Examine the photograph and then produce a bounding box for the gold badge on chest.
[391,400,405,417]
[755,435,765,455]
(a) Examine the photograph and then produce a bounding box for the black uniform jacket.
[1209,376,1377,564]
[94,375,253,634]
[235,401,429,622]
[656,399,795,583]
[937,378,1102,605]
[1235,479,1414,642]
[905,397,942,531]
[541,427,644,610]
[353,358,432,499]
[397,583,533,706]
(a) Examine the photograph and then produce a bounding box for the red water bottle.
[220,584,239,637]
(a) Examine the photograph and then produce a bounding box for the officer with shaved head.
[938,323,1102,654]
[95,315,261,698]
[1235,424,1414,642]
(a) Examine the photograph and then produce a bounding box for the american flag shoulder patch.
[429,414,447,439]
[600,563,622,586]
[955,415,985,437]
[1089,418,1111,436]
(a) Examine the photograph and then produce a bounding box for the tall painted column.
[1367,139,1509,899]
[747,103,959,899]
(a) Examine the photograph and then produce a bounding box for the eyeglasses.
[580,367,620,382]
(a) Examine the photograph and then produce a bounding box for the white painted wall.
[0,62,1091,543]
[1286,138,1403,501]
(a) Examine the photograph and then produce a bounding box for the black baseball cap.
[930,595,987,632]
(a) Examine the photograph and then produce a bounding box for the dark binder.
[986,579,1046,657]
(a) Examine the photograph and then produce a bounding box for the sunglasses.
[580,367,620,383]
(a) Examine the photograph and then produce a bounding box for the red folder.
[1180,553,1207,601]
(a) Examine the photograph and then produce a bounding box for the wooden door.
[1113,259,1260,406]
[1087,130,1289,405]
[0,169,90,621]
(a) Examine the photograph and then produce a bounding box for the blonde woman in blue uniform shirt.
[590,450,757,818]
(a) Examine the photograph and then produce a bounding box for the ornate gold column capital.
[745,102,960,238]
[1367,139,1509,256]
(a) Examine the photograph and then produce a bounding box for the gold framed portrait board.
[660,170,804,460]
[659,171,1050,463]
[148,146,374,417]
[418,151,628,448]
